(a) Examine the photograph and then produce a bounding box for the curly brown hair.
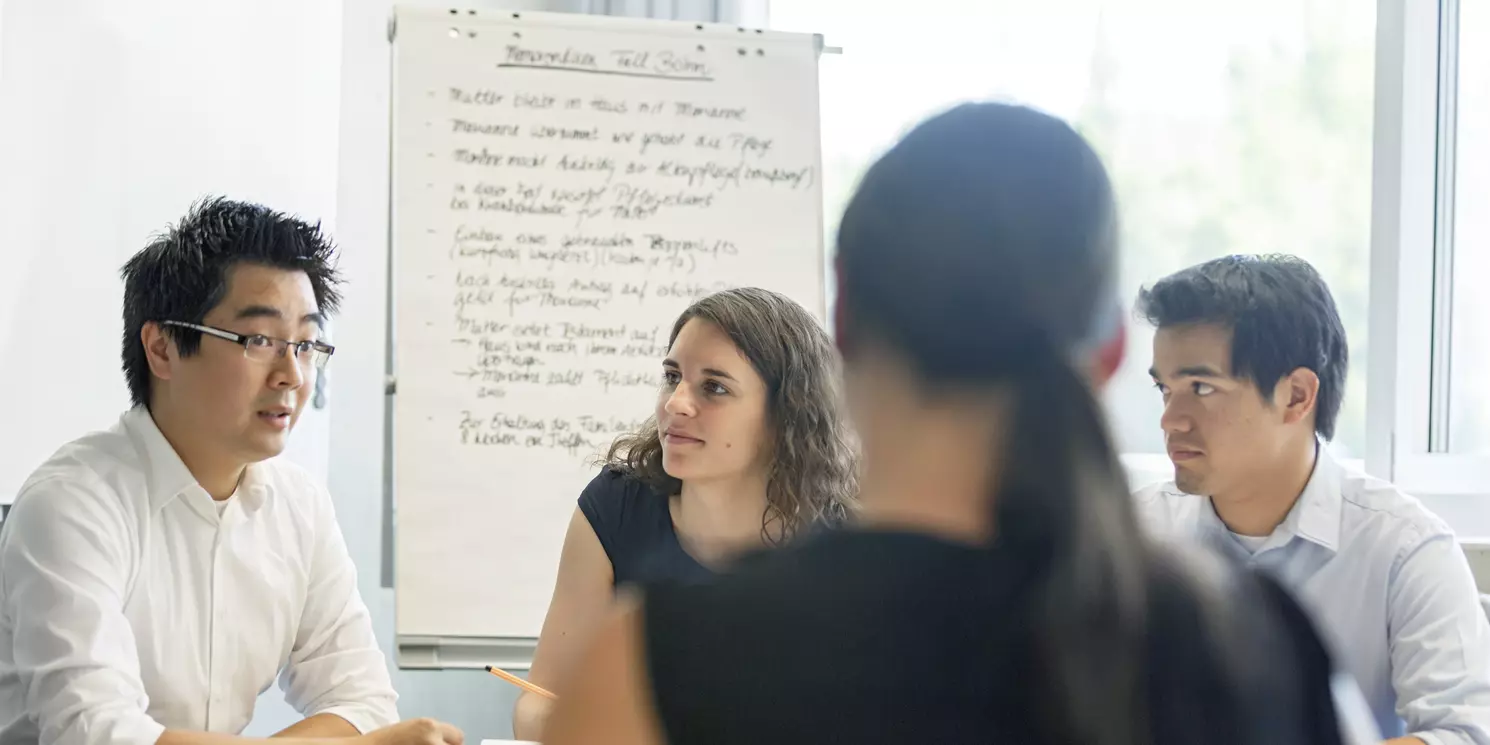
[604,287,859,544]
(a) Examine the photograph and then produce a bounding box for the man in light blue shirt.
[1135,255,1490,745]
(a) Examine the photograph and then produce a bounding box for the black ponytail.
[997,344,1150,745]
[832,100,1163,745]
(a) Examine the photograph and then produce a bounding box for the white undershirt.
[1230,531,1271,554]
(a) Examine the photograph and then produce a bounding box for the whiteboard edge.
[390,5,818,46]
[382,4,402,594]
[397,635,538,671]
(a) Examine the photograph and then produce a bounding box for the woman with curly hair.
[511,287,857,740]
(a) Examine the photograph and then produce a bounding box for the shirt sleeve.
[276,480,399,733]
[0,478,168,745]
[1387,532,1490,745]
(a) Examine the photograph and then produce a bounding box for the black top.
[643,529,1344,745]
[577,468,713,588]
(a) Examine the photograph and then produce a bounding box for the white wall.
[0,0,341,502]
[0,0,341,732]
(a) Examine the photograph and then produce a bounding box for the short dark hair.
[120,197,343,408]
[1136,254,1349,440]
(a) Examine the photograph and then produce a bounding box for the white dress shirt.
[1136,447,1490,745]
[0,407,398,745]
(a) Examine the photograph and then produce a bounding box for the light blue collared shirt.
[1136,447,1490,745]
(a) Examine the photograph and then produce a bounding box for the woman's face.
[656,318,772,486]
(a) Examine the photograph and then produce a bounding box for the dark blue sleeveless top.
[577,467,713,588]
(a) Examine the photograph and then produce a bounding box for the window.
[770,0,1376,461]
[1447,0,1490,455]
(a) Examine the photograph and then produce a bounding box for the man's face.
[1150,323,1290,497]
[154,263,323,465]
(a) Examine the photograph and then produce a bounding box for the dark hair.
[1136,254,1349,439]
[119,196,343,408]
[834,102,1150,745]
[606,287,858,543]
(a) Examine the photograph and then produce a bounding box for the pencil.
[485,665,557,700]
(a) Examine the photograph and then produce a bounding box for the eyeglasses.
[160,320,336,370]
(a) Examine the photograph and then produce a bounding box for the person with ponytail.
[542,102,1364,745]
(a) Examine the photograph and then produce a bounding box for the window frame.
[1366,0,1490,496]
[764,0,1485,493]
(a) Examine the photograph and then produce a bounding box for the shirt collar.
[238,465,273,514]
[122,406,200,514]
[120,406,274,516]
[1285,442,1344,552]
[1197,439,1343,554]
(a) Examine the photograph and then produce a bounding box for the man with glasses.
[0,198,461,745]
